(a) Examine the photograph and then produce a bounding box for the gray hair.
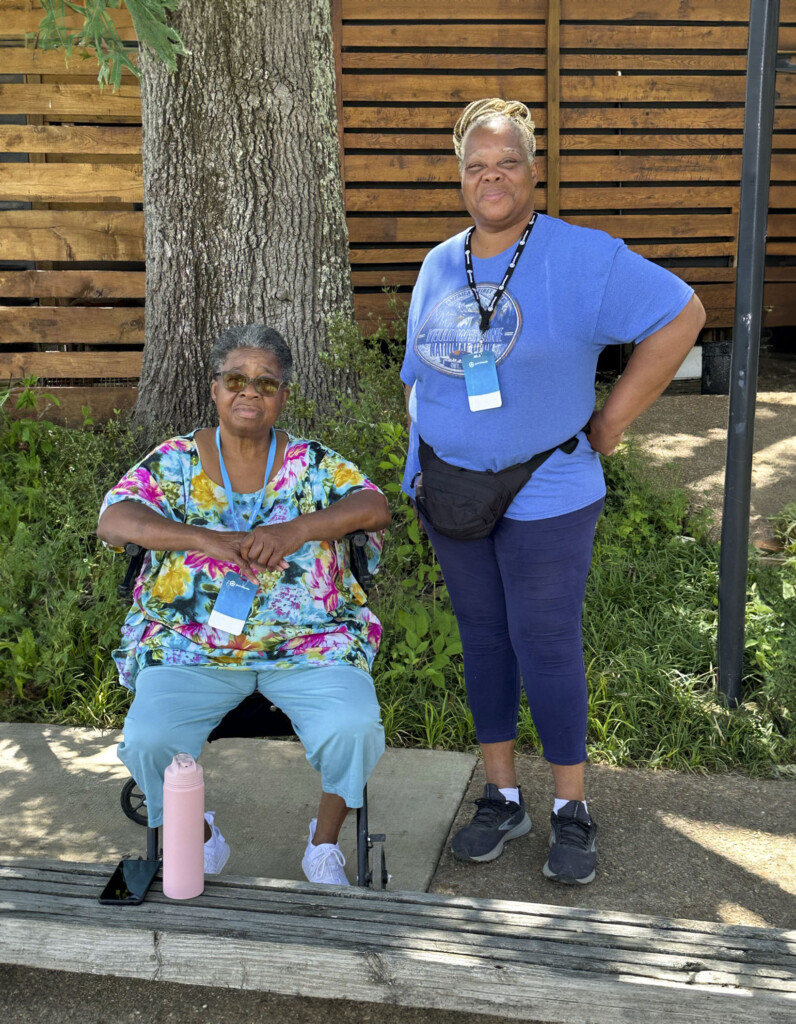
[453,98,536,171]
[209,324,294,382]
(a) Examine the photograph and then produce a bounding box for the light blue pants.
[118,664,385,827]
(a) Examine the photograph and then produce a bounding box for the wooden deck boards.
[1,860,794,1023]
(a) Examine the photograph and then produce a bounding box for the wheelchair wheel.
[120,777,148,826]
[371,840,389,891]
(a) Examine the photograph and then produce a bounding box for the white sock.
[499,787,520,805]
[554,798,588,815]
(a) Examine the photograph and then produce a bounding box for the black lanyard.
[464,213,537,334]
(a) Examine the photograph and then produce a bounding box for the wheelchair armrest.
[345,530,375,594]
[118,544,146,600]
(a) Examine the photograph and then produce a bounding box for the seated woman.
[97,324,391,886]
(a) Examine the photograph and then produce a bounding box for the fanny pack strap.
[416,432,580,492]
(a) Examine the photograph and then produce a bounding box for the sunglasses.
[216,371,286,396]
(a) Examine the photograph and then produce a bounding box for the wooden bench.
[2,859,794,1023]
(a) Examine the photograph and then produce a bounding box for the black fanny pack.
[414,434,580,541]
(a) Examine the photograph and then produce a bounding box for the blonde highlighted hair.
[453,98,536,169]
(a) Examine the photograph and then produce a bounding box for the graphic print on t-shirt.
[414,285,521,376]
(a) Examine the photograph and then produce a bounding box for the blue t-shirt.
[400,214,693,520]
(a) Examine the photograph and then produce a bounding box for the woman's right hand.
[194,528,261,584]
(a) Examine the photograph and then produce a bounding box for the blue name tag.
[462,350,502,411]
[207,574,258,634]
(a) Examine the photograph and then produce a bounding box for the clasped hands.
[199,521,306,584]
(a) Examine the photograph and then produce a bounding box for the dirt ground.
[430,754,796,931]
[627,351,795,545]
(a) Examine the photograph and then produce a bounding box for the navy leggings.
[423,498,603,765]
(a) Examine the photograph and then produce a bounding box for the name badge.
[462,349,502,411]
[208,573,258,634]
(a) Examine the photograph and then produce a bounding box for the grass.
[1,326,794,777]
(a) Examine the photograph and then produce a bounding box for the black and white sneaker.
[451,784,531,863]
[542,800,597,884]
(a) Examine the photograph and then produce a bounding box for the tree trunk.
[134,0,352,431]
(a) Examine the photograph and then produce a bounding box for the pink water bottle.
[162,752,205,900]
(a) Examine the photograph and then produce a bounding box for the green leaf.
[36,0,189,90]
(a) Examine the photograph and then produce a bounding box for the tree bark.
[134,0,352,431]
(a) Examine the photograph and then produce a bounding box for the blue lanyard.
[215,427,276,531]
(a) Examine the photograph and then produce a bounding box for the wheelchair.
[115,531,389,890]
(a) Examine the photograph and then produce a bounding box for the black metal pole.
[717,0,780,706]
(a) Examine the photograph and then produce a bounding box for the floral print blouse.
[100,431,384,690]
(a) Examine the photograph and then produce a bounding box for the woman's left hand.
[240,521,306,572]
[585,409,624,456]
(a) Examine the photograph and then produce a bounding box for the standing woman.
[402,99,705,884]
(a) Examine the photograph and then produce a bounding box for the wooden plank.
[343,107,796,132]
[343,107,548,129]
[559,0,796,20]
[348,216,469,242]
[0,0,134,36]
[0,210,144,261]
[0,351,142,380]
[0,270,145,299]
[563,154,796,182]
[346,214,739,243]
[350,239,738,260]
[546,0,561,218]
[555,214,739,238]
[343,53,547,70]
[339,0,796,20]
[696,283,796,327]
[349,247,429,265]
[342,0,546,16]
[9,877,794,991]
[0,163,143,203]
[562,108,796,131]
[341,24,744,48]
[341,53,750,72]
[343,24,547,47]
[344,132,793,153]
[1,862,794,1023]
[0,47,138,76]
[0,125,142,154]
[6,861,794,958]
[343,185,743,213]
[341,74,794,112]
[0,306,144,346]
[342,76,547,104]
[352,270,418,287]
[557,77,751,104]
[343,153,529,181]
[342,23,796,50]
[342,153,796,183]
[0,85,141,117]
[353,271,796,294]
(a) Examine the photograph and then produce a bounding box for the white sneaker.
[204,811,230,875]
[301,818,349,886]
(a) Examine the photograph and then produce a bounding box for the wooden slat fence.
[1,0,795,417]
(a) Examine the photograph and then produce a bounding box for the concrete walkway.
[0,723,475,893]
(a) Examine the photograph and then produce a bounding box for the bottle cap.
[164,752,204,787]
